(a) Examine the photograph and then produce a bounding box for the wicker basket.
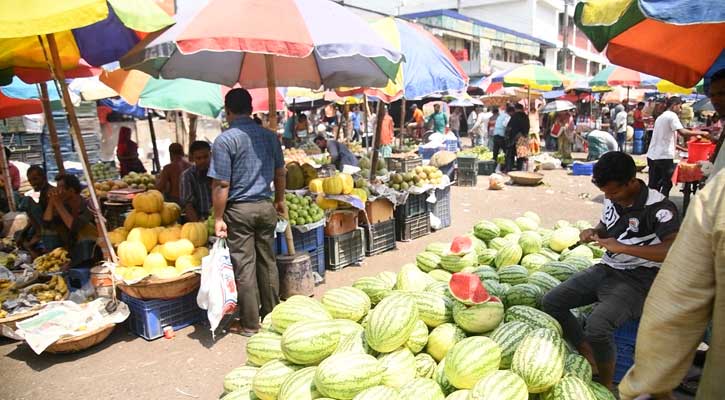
[45,323,116,354]
[117,272,200,300]
[508,172,544,186]
[0,308,42,337]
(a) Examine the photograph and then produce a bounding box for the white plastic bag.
[197,239,238,337]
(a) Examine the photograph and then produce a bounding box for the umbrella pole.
[370,101,385,182]
[39,82,65,175]
[363,94,369,151]
[45,33,116,263]
[147,112,161,174]
[399,98,407,148]
[0,132,16,212]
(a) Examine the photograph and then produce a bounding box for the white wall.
[461,0,533,36]
[533,1,560,44]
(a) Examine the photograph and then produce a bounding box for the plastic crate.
[385,157,422,173]
[67,268,91,290]
[419,146,444,160]
[444,140,459,152]
[477,160,497,176]
[572,161,595,176]
[457,170,478,187]
[325,228,365,271]
[456,155,478,173]
[395,192,428,221]
[275,225,324,255]
[362,219,397,256]
[121,291,205,341]
[613,319,640,383]
[396,214,430,242]
[430,186,451,230]
[309,246,325,285]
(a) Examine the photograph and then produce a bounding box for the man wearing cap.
[646,96,703,197]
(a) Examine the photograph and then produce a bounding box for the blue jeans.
[617,131,627,152]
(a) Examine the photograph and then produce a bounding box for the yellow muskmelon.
[316,194,338,210]
[322,175,343,195]
[175,255,200,274]
[132,190,163,213]
[160,202,181,225]
[117,240,148,267]
[127,227,159,252]
[161,239,194,261]
[308,178,324,193]
[192,247,209,262]
[181,222,208,247]
[158,226,182,244]
[340,173,354,194]
[143,252,168,271]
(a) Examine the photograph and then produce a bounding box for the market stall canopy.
[1,77,61,101]
[692,98,714,113]
[120,0,403,90]
[574,0,725,88]
[0,60,99,86]
[476,63,565,94]
[541,100,576,113]
[601,87,645,104]
[589,65,659,89]
[0,92,42,118]
[337,17,468,102]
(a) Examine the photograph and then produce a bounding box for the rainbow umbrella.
[589,65,659,88]
[574,0,725,88]
[477,64,565,94]
[0,92,42,118]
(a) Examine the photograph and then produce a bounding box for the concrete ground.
[0,165,694,400]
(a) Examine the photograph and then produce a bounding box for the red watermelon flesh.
[450,235,474,255]
[449,272,490,305]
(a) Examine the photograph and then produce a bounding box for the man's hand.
[579,228,598,243]
[594,236,623,253]
[215,218,228,238]
[274,201,287,217]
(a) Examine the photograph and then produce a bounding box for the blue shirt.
[494,113,511,137]
[208,117,284,202]
[351,111,361,130]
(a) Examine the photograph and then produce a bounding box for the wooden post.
[399,98,407,148]
[46,33,116,262]
[0,133,16,212]
[147,113,161,174]
[362,94,369,150]
[369,101,385,182]
[38,82,65,175]
[188,113,198,144]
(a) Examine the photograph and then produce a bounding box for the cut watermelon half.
[448,272,490,305]
[449,235,474,256]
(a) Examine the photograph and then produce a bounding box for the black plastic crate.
[325,228,365,271]
[456,155,478,173]
[385,156,422,173]
[121,291,205,341]
[477,160,497,176]
[394,192,428,221]
[430,186,451,230]
[275,225,324,255]
[362,219,397,256]
[396,214,430,242]
[457,170,478,187]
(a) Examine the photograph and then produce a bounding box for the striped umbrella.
[589,65,659,88]
[479,64,566,94]
[574,0,725,88]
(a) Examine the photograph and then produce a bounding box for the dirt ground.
[0,164,692,400]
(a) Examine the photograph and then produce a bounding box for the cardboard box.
[325,210,359,236]
[359,198,394,225]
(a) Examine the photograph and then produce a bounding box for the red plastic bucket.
[687,140,716,163]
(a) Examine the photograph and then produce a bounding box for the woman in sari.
[116,127,146,176]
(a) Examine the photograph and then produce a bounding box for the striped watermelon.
[378,271,398,287]
[426,242,450,257]
[516,216,539,231]
[221,390,257,400]
[482,279,508,299]
[587,243,605,258]
[417,251,442,272]
[493,218,521,236]
[524,211,541,225]
[489,321,535,368]
[261,313,274,332]
[365,294,419,353]
[504,232,521,244]
[519,231,543,255]
[314,353,383,400]
[252,360,303,400]
[468,370,528,400]
[398,378,445,400]
[278,366,320,400]
[452,300,504,334]
[564,353,593,382]
[504,305,563,335]
[246,331,284,366]
[353,276,393,305]
[472,265,499,281]
[541,375,596,400]
[281,320,342,365]
[397,264,437,292]
[429,269,453,282]
[521,253,548,272]
[425,323,467,362]
[540,262,578,282]
[415,353,437,378]
[498,265,529,285]
[352,385,401,400]
[476,249,498,268]
[378,347,417,388]
[588,381,617,400]
[445,390,469,400]
[561,245,594,261]
[334,329,375,356]
[223,366,259,394]
[505,284,544,308]
[406,319,429,353]
[538,248,560,262]
[488,237,511,251]
[329,319,364,338]
[434,357,455,395]
[270,295,332,333]
[511,328,566,393]
[528,271,561,293]
[426,281,449,295]
[444,336,502,389]
[440,252,478,273]
[562,255,593,271]
[321,286,371,322]
[473,221,500,241]
[411,292,454,328]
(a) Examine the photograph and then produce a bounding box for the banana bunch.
[0,309,7,318]
[34,248,70,273]
[28,275,68,302]
[0,279,18,304]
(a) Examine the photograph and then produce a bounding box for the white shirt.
[471,112,492,137]
[647,110,684,160]
[615,110,628,133]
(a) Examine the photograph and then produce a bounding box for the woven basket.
[0,308,42,337]
[45,323,116,354]
[508,172,544,186]
[117,272,200,300]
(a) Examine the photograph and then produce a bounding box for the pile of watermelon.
[221,211,615,400]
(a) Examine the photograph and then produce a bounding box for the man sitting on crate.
[542,151,681,392]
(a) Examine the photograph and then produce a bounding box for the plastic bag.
[488,174,506,190]
[197,239,237,338]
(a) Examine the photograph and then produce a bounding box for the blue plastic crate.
[309,246,325,283]
[121,291,205,341]
[444,140,459,152]
[613,319,640,383]
[430,186,451,229]
[572,161,595,176]
[276,225,324,255]
[419,146,443,160]
[67,268,91,291]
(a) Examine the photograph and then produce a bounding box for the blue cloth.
[640,0,725,24]
[98,98,147,118]
[208,117,284,202]
[327,140,359,170]
[494,113,511,137]
[351,111,361,130]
